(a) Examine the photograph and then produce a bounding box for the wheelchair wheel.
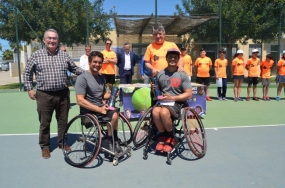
[182,107,207,158]
[132,106,152,148]
[117,113,133,145]
[62,114,102,167]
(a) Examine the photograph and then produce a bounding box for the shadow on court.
[1,126,285,188]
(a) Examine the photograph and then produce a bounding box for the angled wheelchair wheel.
[117,113,133,145]
[132,107,153,148]
[62,114,102,167]
[182,107,207,158]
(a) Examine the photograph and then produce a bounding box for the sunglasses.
[105,43,111,45]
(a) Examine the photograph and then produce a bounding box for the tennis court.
[0,87,284,187]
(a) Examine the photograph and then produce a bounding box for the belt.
[37,88,68,93]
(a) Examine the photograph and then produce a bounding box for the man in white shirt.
[117,42,136,106]
[80,45,91,70]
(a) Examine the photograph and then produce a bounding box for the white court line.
[0,124,285,136]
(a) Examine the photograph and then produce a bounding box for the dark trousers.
[217,78,227,98]
[36,88,70,150]
[119,69,132,101]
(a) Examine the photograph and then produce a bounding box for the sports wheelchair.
[61,108,133,167]
[132,104,207,165]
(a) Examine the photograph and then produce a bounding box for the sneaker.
[115,141,123,153]
[222,97,227,101]
[234,98,238,102]
[103,139,113,152]
[58,144,71,152]
[238,97,243,101]
[206,96,212,101]
[246,97,250,101]
[163,137,175,152]
[253,97,259,101]
[276,96,280,101]
[266,96,270,101]
[218,97,222,101]
[263,96,267,101]
[42,148,51,159]
[156,136,167,152]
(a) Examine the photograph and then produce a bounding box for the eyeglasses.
[45,37,58,41]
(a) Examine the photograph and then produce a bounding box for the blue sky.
[0,0,182,57]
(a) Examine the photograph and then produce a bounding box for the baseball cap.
[236,50,244,54]
[252,49,259,53]
[166,48,180,56]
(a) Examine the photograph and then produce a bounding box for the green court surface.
[0,87,284,134]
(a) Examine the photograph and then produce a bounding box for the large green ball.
[131,87,151,111]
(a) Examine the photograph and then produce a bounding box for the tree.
[175,0,285,44]
[2,49,13,60]
[0,0,112,46]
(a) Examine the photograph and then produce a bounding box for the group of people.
[23,22,285,159]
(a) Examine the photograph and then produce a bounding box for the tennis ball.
[131,87,151,111]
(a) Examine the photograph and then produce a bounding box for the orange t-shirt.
[232,57,245,76]
[194,57,212,77]
[144,41,179,71]
[181,54,192,76]
[100,49,117,74]
[214,58,228,78]
[260,59,274,78]
[246,57,260,77]
[277,59,285,76]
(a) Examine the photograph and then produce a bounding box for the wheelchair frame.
[62,111,133,167]
[133,105,207,165]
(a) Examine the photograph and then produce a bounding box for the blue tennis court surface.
[1,125,284,188]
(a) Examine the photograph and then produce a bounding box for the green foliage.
[176,0,285,44]
[2,49,13,60]
[0,0,112,46]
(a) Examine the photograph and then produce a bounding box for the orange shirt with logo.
[100,49,117,74]
[144,41,179,71]
[260,59,274,78]
[194,57,212,77]
[232,57,245,76]
[246,57,260,77]
[277,59,285,76]
[214,58,228,78]
[181,54,192,76]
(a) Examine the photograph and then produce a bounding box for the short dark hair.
[200,48,206,52]
[219,49,226,54]
[88,51,104,63]
[266,54,273,60]
[105,38,112,44]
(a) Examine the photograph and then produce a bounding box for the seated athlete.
[152,48,192,152]
[75,51,122,153]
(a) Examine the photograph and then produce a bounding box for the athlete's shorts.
[262,78,270,86]
[155,102,187,119]
[196,77,210,86]
[233,75,244,80]
[102,74,115,84]
[247,77,259,86]
[276,75,285,83]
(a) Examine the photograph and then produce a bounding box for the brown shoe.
[246,97,250,101]
[42,148,51,159]
[58,144,71,152]
[253,97,259,101]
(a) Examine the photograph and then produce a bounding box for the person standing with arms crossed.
[276,51,285,101]
[101,39,118,92]
[232,50,245,102]
[214,49,228,101]
[194,48,213,101]
[80,45,92,71]
[180,47,192,81]
[144,23,184,77]
[117,42,136,107]
[260,54,274,101]
[246,49,261,101]
[23,29,84,159]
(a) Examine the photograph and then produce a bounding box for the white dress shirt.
[124,53,131,70]
[80,54,89,71]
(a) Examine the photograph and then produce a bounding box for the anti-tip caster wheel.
[113,159,118,166]
[127,151,131,157]
[167,159,172,165]
[143,155,148,160]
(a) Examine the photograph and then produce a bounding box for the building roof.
[112,15,219,36]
